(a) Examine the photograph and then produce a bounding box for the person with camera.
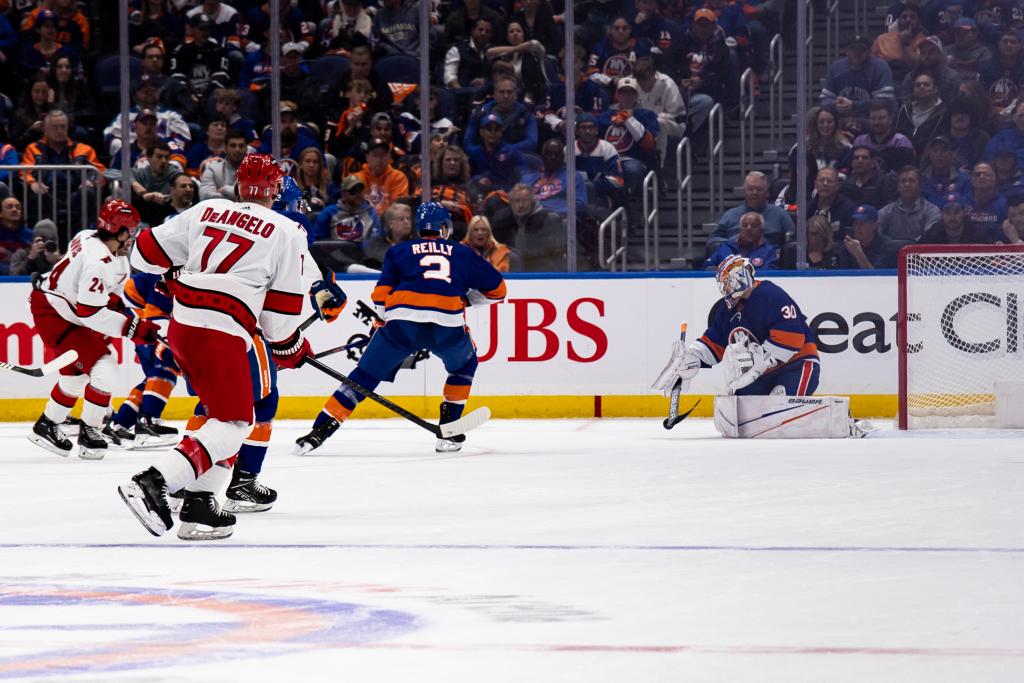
[9,219,62,277]
[1,197,33,275]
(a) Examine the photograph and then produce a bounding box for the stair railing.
[825,0,840,66]
[642,170,659,270]
[598,206,628,272]
[675,136,693,260]
[769,34,783,153]
[707,103,725,217]
[739,68,757,182]
[804,0,815,106]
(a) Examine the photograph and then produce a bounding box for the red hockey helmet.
[236,153,284,200]
[96,198,140,236]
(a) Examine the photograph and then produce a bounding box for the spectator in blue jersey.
[921,136,971,204]
[0,197,32,275]
[521,138,588,217]
[186,118,228,176]
[945,17,992,74]
[840,204,899,269]
[19,10,77,77]
[311,175,383,273]
[668,9,734,110]
[852,101,916,172]
[964,161,1007,239]
[708,171,795,253]
[259,101,320,164]
[575,113,625,207]
[464,75,538,156]
[705,211,780,271]
[599,78,660,197]
[211,89,257,143]
[878,166,941,241]
[894,73,949,156]
[820,35,895,121]
[918,193,994,244]
[104,74,192,162]
[985,100,1024,167]
[586,15,653,94]
[541,44,612,139]
[992,142,1024,195]
[467,113,526,193]
[631,0,682,60]
[978,29,1024,115]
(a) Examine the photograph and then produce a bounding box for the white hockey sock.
[42,375,89,424]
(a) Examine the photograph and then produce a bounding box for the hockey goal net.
[898,244,1024,429]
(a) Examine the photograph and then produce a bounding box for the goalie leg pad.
[714,395,853,439]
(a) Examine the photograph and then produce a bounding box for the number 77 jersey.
[372,237,507,326]
[131,197,314,348]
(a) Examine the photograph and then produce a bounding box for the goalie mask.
[716,255,755,304]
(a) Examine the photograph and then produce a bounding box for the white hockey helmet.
[716,254,756,302]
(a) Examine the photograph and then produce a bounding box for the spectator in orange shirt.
[356,138,410,217]
[871,3,929,84]
[462,215,517,272]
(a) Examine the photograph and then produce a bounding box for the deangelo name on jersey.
[199,206,277,238]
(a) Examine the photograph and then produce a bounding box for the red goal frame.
[897,244,1024,430]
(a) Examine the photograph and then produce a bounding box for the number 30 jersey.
[131,198,315,348]
[372,237,507,327]
[696,279,819,369]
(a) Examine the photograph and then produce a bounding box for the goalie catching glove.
[723,335,777,394]
[310,278,348,323]
[268,331,313,369]
[651,340,703,396]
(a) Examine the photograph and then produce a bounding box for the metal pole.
[795,0,808,268]
[563,0,576,272]
[419,0,431,200]
[270,0,281,160]
[119,0,131,203]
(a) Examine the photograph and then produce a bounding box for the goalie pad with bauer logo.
[714,395,855,439]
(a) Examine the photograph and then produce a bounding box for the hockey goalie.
[652,255,867,438]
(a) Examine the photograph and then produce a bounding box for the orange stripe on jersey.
[246,421,273,444]
[481,280,507,300]
[386,290,465,313]
[125,386,144,410]
[185,414,209,433]
[123,280,146,308]
[793,341,819,361]
[252,335,272,397]
[324,396,353,422]
[443,383,472,402]
[371,284,393,305]
[699,335,725,361]
[144,377,175,399]
[769,328,806,351]
[139,303,168,320]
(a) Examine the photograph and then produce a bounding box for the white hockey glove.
[724,339,777,394]
[651,341,702,396]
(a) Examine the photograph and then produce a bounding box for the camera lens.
[44,240,57,253]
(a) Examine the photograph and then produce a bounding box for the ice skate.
[850,419,876,439]
[28,415,73,457]
[132,416,180,449]
[77,424,108,460]
[435,402,466,452]
[168,488,184,513]
[177,491,236,540]
[60,415,84,437]
[294,419,339,455]
[102,420,134,448]
[118,467,174,536]
[224,469,277,513]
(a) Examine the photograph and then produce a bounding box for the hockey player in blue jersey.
[653,254,820,397]
[295,202,507,454]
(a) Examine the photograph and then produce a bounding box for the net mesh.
[904,249,1024,428]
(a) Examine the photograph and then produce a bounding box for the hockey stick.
[313,337,369,360]
[663,323,700,430]
[0,350,78,377]
[304,356,491,439]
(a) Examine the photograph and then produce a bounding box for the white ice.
[0,418,1023,682]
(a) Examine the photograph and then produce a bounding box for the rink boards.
[0,272,900,419]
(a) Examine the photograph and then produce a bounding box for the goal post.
[898,244,1024,430]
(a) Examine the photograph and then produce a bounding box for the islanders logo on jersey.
[603,52,636,78]
[990,77,1019,108]
[331,214,366,242]
[604,124,634,154]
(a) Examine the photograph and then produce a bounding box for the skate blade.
[223,499,273,513]
[118,482,170,537]
[128,434,179,450]
[27,434,71,457]
[177,521,234,540]
[294,441,317,456]
[77,447,106,460]
[434,438,463,453]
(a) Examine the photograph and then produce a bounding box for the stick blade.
[41,350,79,376]
[440,406,491,438]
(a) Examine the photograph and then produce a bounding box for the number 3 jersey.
[39,230,131,338]
[695,280,819,369]
[371,237,507,327]
[131,198,316,348]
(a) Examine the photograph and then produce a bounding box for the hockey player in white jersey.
[118,154,336,539]
[28,199,160,459]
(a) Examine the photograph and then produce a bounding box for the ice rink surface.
[1,417,1023,682]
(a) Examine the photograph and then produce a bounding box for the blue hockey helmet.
[415,201,453,239]
[716,254,756,305]
[273,175,308,213]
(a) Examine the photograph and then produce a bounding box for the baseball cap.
[694,8,717,23]
[36,9,58,24]
[921,35,943,51]
[366,137,390,152]
[617,76,639,91]
[954,17,977,30]
[481,113,503,128]
[136,108,158,121]
[279,100,298,115]
[371,112,392,127]
[282,41,304,55]
[852,204,879,222]
[930,134,951,148]
[133,72,163,91]
[189,12,213,28]
[341,175,366,192]
[577,112,598,126]
[847,35,870,49]
[941,193,965,209]
[992,140,1018,157]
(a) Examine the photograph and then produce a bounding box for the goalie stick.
[663,323,700,429]
[304,357,491,439]
[0,350,78,377]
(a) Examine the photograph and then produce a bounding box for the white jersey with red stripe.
[40,229,132,338]
[130,198,312,348]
